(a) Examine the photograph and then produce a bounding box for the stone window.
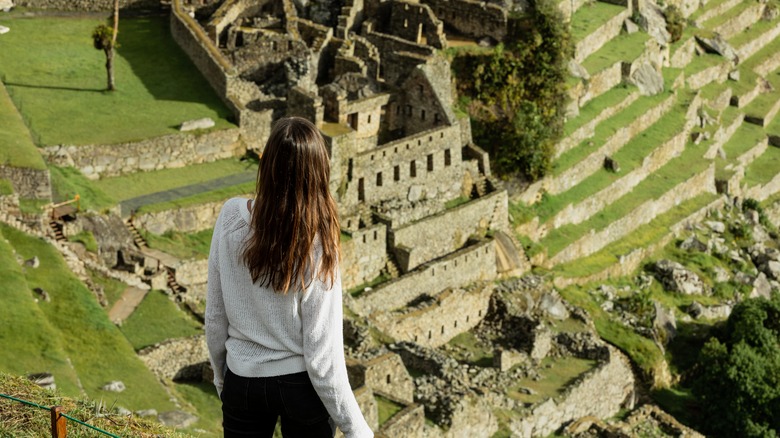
[441,326,444,334]
[382,151,386,157]
[362,234,366,243]
[394,147,398,153]
[444,149,451,166]
[272,41,277,50]
[415,335,418,342]
[288,41,293,50]
[347,220,351,228]
[396,104,401,115]
[427,154,434,171]
[376,172,383,187]
[406,105,413,115]
[348,113,358,130]
[358,178,365,201]
[485,247,489,254]
[431,268,435,276]
[466,316,470,323]
[368,114,372,124]
[394,165,400,181]
[454,320,458,328]
[410,161,417,177]
[440,132,444,138]
[428,330,432,339]
[404,18,408,28]
[418,85,424,95]
[478,310,482,317]
[429,136,433,142]
[435,113,441,123]
[386,374,391,384]
[373,230,378,240]
[421,110,426,121]
[418,139,421,146]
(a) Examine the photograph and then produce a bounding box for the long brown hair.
[243,117,340,293]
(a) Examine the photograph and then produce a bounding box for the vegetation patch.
[87,268,126,309]
[447,331,494,367]
[120,289,202,351]
[0,15,234,146]
[507,356,597,404]
[562,85,635,139]
[744,142,780,187]
[581,31,649,75]
[141,228,214,260]
[49,166,116,212]
[569,2,625,43]
[376,394,405,426]
[0,83,45,169]
[172,381,222,437]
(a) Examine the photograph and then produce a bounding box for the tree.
[692,293,780,437]
[92,0,119,91]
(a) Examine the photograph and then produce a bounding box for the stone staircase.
[125,218,148,249]
[48,220,66,243]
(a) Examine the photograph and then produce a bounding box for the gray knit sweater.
[206,198,372,438]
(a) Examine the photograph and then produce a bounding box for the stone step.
[570,2,631,63]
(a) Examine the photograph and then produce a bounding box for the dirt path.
[108,286,149,324]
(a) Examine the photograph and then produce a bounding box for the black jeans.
[221,368,334,438]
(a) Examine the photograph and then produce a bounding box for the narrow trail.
[107,286,148,324]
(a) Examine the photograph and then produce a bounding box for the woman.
[206,117,373,438]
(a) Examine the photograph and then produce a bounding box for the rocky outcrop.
[650,260,710,295]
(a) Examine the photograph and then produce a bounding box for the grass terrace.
[87,268,127,309]
[722,119,765,159]
[120,290,203,351]
[141,229,214,260]
[569,1,626,43]
[683,52,729,79]
[728,15,778,50]
[377,395,405,426]
[743,142,780,187]
[581,31,650,75]
[741,33,780,71]
[507,356,597,405]
[0,15,234,146]
[689,0,738,23]
[552,90,673,176]
[1,224,175,410]
[172,381,223,437]
[699,80,732,103]
[0,84,44,169]
[700,0,755,30]
[563,85,636,139]
[743,83,780,126]
[552,192,719,279]
[542,138,709,257]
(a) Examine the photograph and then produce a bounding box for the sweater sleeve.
[301,268,373,438]
[205,206,229,394]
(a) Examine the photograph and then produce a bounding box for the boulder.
[763,4,779,20]
[751,272,772,299]
[688,301,732,320]
[27,373,56,390]
[0,0,12,11]
[695,35,739,63]
[629,62,664,96]
[158,411,198,428]
[538,292,569,320]
[638,2,671,45]
[604,155,620,172]
[651,260,710,295]
[179,118,215,132]
[679,235,707,252]
[101,381,126,392]
[713,266,731,283]
[624,18,640,34]
[135,409,158,418]
[24,256,39,268]
[567,59,590,80]
[705,221,725,233]
[728,70,740,81]
[653,301,677,343]
[33,287,50,302]
[0,25,8,34]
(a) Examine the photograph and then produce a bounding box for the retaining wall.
[557,91,640,158]
[347,353,415,404]
[355,239,495,315]
[685,59,730,90]
[15,0,157,10]
[138,335,209,381]
[509,347,635,437]
[713,3,764,39]
[736,19,780,61]
[422,0,507,41]
[391,190,507,271]
[43,128,243,179]
[548,164,716,266]
[372,283,492,348]
[133,199,230,234]
[574,7,631,63]
[341,223,389,291]
[0,166,52,200]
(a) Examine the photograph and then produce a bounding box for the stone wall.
[372,283,492,348]
[548,164,716,266]
[552,197,725,288]
[557,92,640,158]
[713,2,764,39]
[744,166,780,202]
[754,48,780,77]
[574,7,631,63]
[685,58,730,90]
[355,239,495,314]
[138,335,209,381]
[389,1,445,48]
[693,0,741,26]
[558,0,590,21]
[509,347,635,437]
[347,353,415,404]
[766,198,780,227]
[670,37,697,69]
[43,128,243,179]
[391,190,507,271]
[736,18,780,61]
[0,166,52,200]
[519,92,676,204]
[174,258,209,288]
[379,401,425,437]
[422,0,507,42]
[341,223,389,291]
[15,0,157,11]
[133,199,234,233]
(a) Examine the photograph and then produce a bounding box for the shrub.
[665,5,685,43]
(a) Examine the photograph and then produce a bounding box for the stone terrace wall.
[138,335,208,381]
[391,189,507,271]
[43,128,243,179]
[574,7,631,63]
[552,196,725,288]
[347,353,415,404]
[379,401,425,437]
[0,166,51,200]
[341,223,389,291]
[548,164,716,266]
[713,2,764,39]
[422,0,507,42]
[372,283,492,348]
[558,92,640,158]
[174,258,208,288]
[744,167,780,202]
[15,0,157,10]
[355,239,495,314]
[509,346,635,437]
[736,19,780,61]
[132,199,238,233]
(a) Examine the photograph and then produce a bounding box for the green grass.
[689,0,734,22]
[119,290,203,351]
[348,273,391,297]
[0,227,81,396]
[699,80,731,103]
[1,224,175,411]
[18,198,50,215]
[701,0,755,30]
[0,83,45,169]
[94,158,256,203]
[137,182,255,214]
[722,121,765,159]
[563,85,636,138]
[172,381,222,437]
[729,15,778,49]
[570,2,626,43]
[141,229,214,260]
[376,394,405,426]
[581,31,650,75]
[87,268,127,309]
[743,141,780,187]
[445,196,470,209]
[49,166,116,211]
[0,179,13,195]
[744,89,780,123]
[553,193,718,278]
[67,230,98,253]
[447,331,494,367]
[506,356,597,404]
[684,52,728,78]
[0,15,234,146]
[553,91,672,176]
[741,33,780,71]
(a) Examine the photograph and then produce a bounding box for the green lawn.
[141,229,214,260]
[744,89,780,125]
[1,224,175,411]
[120,290,203,351]
[87,268,127,309]
[0,227,81,395]
[722,121,765,160]
[172,381,223,437]
[570,2,626,43]
[0,15,234,146]
[563,85,636,139]
[582,31,650,75]
[743,142,780,187]
[0,83,45,169]
[741,33,780,71]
